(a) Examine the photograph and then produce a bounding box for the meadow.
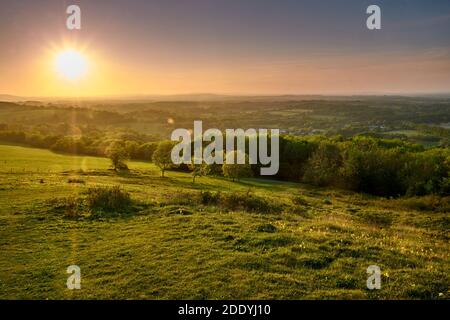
[0,144,448,299]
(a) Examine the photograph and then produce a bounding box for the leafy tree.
[402,149,450,196]
[106,141,129,171]
[188,158,210,183]
[137,142,158,161]
[278,135,318,181]
[124,140,140,159]
[339,138,406,196]
[153,141,175,177]
[222,151,253,182]
[303,142,342,186]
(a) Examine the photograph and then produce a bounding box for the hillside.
[0,144,448,299]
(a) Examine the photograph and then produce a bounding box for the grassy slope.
[0,144,448,299]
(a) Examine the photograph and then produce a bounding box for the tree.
[124,140,140,159]
[106,141,129,171]
[222,151,253,182]
[188,158,210,183]
[153,141,175,177]
[137,142,158,161]
[339,138,406,196]
[303,141,342,187]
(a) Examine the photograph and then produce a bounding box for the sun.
[54,49,88,80]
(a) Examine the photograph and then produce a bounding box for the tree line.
[0,125,448,197]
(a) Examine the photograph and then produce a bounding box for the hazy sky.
[1,0,449,96]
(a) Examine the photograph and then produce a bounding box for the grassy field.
[0,144,448,299]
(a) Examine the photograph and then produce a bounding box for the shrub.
[86,186,132,214]
[219,192,281,214]
[199,191,221,205]
[48,197,81,218]
[64,196,80,218]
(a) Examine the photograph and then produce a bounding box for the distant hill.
[2,92,450,103]
[0,94,27,102]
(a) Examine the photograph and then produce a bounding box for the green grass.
[0,144,448,299]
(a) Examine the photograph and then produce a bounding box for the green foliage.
[86,186,133,215]
[339,138,407,196]
[303,141,342,186]
[278,135,318,181]
[222,151,253,181]
[136,142,158,161]
[188,159,210,183]
[402,149,450,196]
[0,100,449,197]
[48,196,82,218]
[152,141,176,177]
[199,191,221,205]
[106,141,129,171]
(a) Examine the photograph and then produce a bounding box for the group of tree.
[148,135,449,197]
[284,136,449,197]
[1,123,448,197]
[0,124,159,161]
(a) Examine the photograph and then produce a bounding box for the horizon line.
[2,91,450,101]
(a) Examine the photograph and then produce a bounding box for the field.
[0,144,448,299]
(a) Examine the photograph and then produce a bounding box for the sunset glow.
[54,50,88,80]
[0,0,448,97]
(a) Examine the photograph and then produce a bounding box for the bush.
[196,190,282,214]
[199,191,221,205]
[219,192,281,214]
[64,196,80,218]
[48,197,81,218]
[86,186,133,214]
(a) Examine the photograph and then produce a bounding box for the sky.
[0,0,449,97]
